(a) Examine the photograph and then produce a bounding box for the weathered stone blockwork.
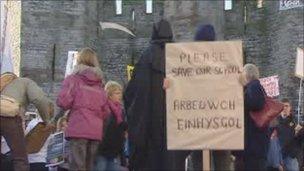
[21,0,163,87]
[224,0,304,110]
[264,1,304,108]
[164,0,224,41]
[19,0,303,116]
[21,1,100,83]
[98,0,164,86]
[164,0,303,116]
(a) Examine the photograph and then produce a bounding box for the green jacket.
[1,77,53,122]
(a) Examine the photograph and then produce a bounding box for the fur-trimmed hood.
[72,64,104,85]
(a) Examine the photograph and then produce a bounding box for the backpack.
[0,72,17,91]
[0,73,20,117]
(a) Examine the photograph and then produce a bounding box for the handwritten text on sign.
[259,75,280,97]
[166,41,244,150]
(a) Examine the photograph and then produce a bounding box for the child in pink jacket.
[57,47,118,171]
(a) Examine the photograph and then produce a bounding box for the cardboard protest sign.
[166,41,244,150]
[295,47,303,79]
[259,75,280,97]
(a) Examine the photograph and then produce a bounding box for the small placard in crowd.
[46,132,65,167]
[259,75,280,97]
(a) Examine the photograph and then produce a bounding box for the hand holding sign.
[163,78,170,90]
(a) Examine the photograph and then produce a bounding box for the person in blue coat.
[188,24,219,171]
[235,63,269,171]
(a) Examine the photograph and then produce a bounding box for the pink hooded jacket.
[57,64,112,141]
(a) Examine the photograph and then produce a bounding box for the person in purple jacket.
[56,47,121,171]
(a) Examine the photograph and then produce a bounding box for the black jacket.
[124,19,173,170]
[277,115,299,158]
[244,79,270,159]
[124,20,173,147]
[97,113,127,158]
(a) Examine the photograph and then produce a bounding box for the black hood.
[151,19,173,42]
[136,19,173,73]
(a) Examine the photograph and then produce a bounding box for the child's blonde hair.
[77,47,100,67]
[57,115,68,132]
[104,81,122,97]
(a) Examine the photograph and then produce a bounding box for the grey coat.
[1,77,53,122]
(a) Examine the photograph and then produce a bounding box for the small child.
[57,114,68,132]
[94,81,128,171]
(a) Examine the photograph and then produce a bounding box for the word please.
[179,51,226,64]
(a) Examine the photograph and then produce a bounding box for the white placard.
[295,48,304,79]
[65,51,78,77]
[280,0,304,10]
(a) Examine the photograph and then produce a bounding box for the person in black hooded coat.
[124,19,189,171]
[187,24,217,171]
[185,24,233,171]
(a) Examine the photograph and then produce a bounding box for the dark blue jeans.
[283,156,299,171]
[94,156,127,171]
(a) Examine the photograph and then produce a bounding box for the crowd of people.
[1,19,303,171]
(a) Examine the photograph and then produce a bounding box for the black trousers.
[29,163,48,171]
[0,116,29,171]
